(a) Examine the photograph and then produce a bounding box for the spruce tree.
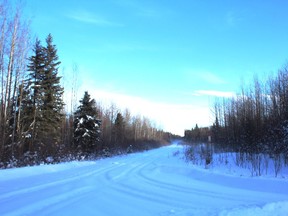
[23,38,46,152]
[113,112,125,146]
[18,82,34,153]
[23,34,64,157]
[73,91,101,154]
[41,34,64,145]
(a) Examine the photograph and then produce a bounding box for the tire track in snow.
[101,153,199,210]
[137,164,249,203]
[105,161,223,211]
[1,145,288,216]
[0,162,128,215]
[95,147,287,214]
[0,164,120,200]
[2,186,93,216]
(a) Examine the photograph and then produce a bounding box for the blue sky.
[22,0,288,135]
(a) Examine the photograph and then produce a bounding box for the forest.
[0,2,171,168]
[184,67,288,176]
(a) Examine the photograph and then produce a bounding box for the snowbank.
[220,201,288,216]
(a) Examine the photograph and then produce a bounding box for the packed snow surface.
[0,144,288,216]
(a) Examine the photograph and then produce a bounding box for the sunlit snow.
[0,144,287,215]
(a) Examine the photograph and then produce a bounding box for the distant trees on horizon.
[184,124,210,144]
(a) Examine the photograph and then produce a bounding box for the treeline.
[212,68,288,153]
[184,124,210,143]
[70,91,171,158]
[183,66,288,176]
[211,67,288,176]
[0,2,171,168]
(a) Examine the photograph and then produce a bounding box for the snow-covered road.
[0,144,288,216]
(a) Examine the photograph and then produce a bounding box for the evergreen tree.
[41,34,64,145]
[73,91,101,154]
[113,112,125,146]
[22,34,64,157]
[18,82,34,153]
[23,38,46,152]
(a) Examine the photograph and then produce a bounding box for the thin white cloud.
[186,70,227,85]
[193,90,236,98]
[67,10,123,26]
[199,72,227,84]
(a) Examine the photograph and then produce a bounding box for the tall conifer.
[41,34,64,145]
[23,34,64,157]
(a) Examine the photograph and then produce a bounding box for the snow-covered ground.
[0,144,288,216]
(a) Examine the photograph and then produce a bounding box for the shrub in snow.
[183,143,213,168]
[46,157,54,163]
[102,148,111,157]
[127,145,133,154]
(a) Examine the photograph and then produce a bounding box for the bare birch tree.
[0,1,30,162]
